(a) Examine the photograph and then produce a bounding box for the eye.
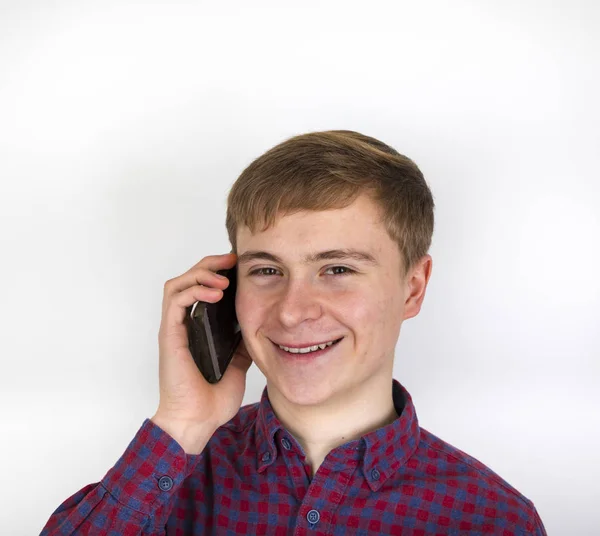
[247,266,357,277]
[248,267,280,277]
[324,266,355,276]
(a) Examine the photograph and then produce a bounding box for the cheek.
[235,287,278,336]
[351,288,403,350]
[235,290,262,326]
[235,292,269,362]
[341,294,378,324]
[345,286,391,320]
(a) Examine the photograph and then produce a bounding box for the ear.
[402,255,433,321]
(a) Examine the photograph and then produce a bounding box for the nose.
[275,277,323,328]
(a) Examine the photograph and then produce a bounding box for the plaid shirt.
[41,379,546,535]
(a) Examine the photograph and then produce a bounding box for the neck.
[267,372,398,476]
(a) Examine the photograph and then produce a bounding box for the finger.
[163,285,223,328]
[188,252,237,273]
[164,253,237,296]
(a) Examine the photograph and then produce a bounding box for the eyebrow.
[237,248,379,266]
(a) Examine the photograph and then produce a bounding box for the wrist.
[150,412,216,455]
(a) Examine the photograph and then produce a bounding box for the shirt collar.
[255,379,421,491]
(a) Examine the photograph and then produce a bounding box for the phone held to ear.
[185,265,241,383]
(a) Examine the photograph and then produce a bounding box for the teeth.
[278,339,337,354]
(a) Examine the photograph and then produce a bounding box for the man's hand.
[151,252,253,454]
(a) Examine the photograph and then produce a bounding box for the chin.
[269,374,338,407]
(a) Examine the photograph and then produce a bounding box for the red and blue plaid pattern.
[41,379,546,535]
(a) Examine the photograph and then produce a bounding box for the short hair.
[226,130,435,280]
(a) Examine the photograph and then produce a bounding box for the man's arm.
[530,504,548,536]
[40,418,209,536]
[41,253,251,534]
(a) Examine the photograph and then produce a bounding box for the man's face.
[235,194,417,407]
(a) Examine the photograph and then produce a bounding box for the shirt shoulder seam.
[419,434,535,512]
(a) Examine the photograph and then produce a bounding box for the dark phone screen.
[186,265,241,383]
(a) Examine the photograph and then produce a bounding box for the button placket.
[298,454,358,533]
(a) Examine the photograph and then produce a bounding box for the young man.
[42,131,546,535]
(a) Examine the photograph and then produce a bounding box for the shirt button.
[281,438,291,450]
[306,509,320,524]
[262,452,271,462]
[371,468,381,481]
[158,475,173,491]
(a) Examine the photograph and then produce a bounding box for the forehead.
[236,195,393,256]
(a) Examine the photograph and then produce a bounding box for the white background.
[1,1,598,534]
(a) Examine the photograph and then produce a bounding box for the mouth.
[271,337,344,360]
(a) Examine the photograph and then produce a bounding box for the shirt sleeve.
[529,504,548,536]
[40,418,204,536]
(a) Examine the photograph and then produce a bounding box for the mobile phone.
[185,265,242,383]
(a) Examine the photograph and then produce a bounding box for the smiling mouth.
[272,337,344,355]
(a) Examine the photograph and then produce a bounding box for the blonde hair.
[226,130,435,279]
